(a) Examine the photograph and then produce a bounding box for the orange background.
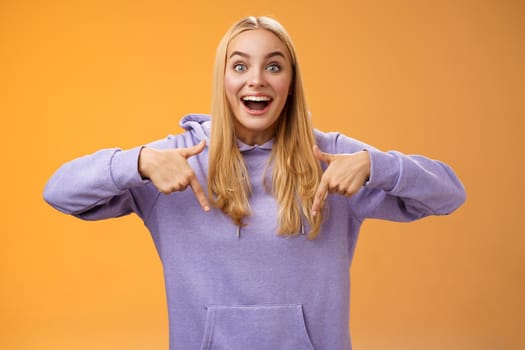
[2,0,524,349]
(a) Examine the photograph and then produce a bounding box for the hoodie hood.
[180,114,212,143]
[179,113,273,152]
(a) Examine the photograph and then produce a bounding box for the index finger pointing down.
[190,177,210,212]
[312,180,329,217]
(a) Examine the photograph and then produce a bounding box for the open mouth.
[241,95,272,111]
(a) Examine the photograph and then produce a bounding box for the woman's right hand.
[138,140,210,211]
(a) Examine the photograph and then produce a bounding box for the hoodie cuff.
[364,148,401,192]
[109,146,149,191]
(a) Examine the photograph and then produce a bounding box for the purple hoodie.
[43,114,465,349]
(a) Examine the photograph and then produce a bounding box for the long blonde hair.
[208,16,323,239]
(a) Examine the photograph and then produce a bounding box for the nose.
[247,69,266,88]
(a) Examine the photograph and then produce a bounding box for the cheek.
[274,75,293,100]
[224,73,240,101]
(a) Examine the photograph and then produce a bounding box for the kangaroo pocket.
[199,304,315,350]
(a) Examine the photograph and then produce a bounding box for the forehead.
[227,29,290,60]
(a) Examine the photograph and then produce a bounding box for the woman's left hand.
[312,145,371,216]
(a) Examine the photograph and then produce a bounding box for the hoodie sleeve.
[323,132,466,222]
[43,146,149,220]
[43,138,174,221]
[44,114,212,222]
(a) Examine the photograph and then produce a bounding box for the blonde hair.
[208,16,323,239]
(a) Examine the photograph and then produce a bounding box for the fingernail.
[204,205,210,212]
[312,210,317,217]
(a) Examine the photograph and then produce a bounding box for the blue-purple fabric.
[44,114,465,349]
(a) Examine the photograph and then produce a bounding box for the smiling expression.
[224,29,293,145]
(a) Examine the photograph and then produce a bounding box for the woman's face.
[224,29,293,145]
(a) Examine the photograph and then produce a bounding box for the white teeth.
[242,96,271,102]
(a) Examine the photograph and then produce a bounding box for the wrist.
[360,150,371,181]
[138,146,154,179]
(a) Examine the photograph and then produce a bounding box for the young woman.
[44,16,466,350]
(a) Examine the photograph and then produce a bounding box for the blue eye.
[266,64,280,72]
[233,63,247,72]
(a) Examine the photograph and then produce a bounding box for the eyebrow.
[228,50,286,60]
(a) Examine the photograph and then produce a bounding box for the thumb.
[180,140,206,158]
[313,145,332,164]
